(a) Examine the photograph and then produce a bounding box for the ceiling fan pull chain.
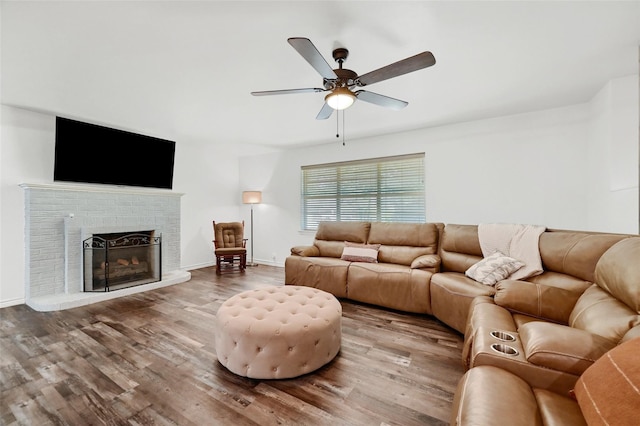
[336,109,340,139]
[342,110,346,146]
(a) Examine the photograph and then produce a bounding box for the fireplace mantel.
[19,182,185,197]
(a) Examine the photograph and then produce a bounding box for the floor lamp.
[242,191,262,266]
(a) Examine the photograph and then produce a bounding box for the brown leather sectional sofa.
[285,221,640,425]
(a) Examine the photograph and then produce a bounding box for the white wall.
[587,75,639,233]
[1,106,53,306]
[239,76,639,267]
[173,140,242,271]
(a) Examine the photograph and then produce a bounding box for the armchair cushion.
[494,280,582,324]
[519,322,615,376]
[215,247,246,255]
[213,221,246,249]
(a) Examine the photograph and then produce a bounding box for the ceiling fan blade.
[251,88,325,96]
[356,51,436,87]
[316,102,334,120]
[355,90,408,110]
[288,37,338,80]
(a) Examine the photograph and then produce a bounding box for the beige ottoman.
[214,285,342,379]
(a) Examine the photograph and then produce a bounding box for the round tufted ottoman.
[214,285,342,379]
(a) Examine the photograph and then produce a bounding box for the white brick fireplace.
[20,183,190,311]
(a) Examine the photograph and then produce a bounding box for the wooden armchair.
[212,221,247,275]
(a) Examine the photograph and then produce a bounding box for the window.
[301,153,425,230]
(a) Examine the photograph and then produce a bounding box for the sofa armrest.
[519,322,616,376]
[290,245,320,257]
[494,280,582,324]
[462,298,517,368]
[410,254,441,271]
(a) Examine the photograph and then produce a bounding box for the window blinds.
[301,153,426,230]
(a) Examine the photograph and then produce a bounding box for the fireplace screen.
[83,231,161,292]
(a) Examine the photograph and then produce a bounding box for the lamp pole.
[249,202,257,266]
[242,191,262,267]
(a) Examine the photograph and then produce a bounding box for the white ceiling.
[2,1,639,149]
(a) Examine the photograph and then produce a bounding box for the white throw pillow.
[465,251,525,286]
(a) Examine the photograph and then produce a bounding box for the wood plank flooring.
[1,265,465,425]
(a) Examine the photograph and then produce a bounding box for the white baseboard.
[183,261,216,271]
[0,297,26,309]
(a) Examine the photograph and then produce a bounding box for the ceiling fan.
[251,37,436,120]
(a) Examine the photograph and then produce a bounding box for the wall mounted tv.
[54,117,176,189]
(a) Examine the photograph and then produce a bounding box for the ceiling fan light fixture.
[325,87,356,110]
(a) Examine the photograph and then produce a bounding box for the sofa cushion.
[368,222,439,248]
[368,222,440,266]
[465,251,525,286]
[284,256,350,298]
[430,272,496,333]
[593,237,640,313]
[569,284,640,344]
[532,389,587,426]
[450,365,544,426]
[315,221,370,243]
[622,325,640,343]
[340,242,380,263]
[347,262,432,314]
[439,224,483,273]
[538,231,630,283]
[315,240,349,258]
[313,221,372,257]
[573,337,640,426]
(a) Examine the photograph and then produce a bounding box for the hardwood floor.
[1,265,465,425]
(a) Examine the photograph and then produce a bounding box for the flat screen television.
[54,117,176,189]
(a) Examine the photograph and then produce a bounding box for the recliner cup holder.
[490,330,516,342]
[490,343,519,356]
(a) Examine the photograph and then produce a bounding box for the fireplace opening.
[83,231,162,292]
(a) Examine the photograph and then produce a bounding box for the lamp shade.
[242,191,262,204]
[325,88,356,110]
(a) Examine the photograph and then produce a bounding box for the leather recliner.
[451,337,640,426]
[461,236,640,395]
